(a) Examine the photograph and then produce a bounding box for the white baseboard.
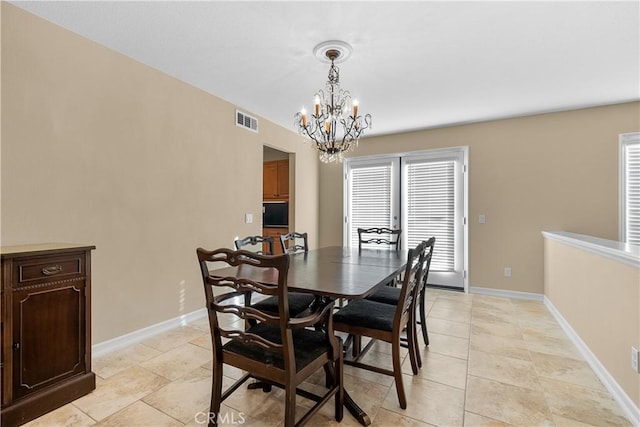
[544,297,640,426]
[92,308,207,358]
[469,286,544,301]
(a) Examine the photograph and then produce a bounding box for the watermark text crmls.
[194,411,246,425]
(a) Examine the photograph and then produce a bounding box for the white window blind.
[621,133,640,245]
[405,160,455,271]
[347,162,395,248]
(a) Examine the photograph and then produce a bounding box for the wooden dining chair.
[196,247,344,427]
[332,240,428,409]
[365,237,435,367]
[234,235,315,317]
[234,235,274,255]
[357,227,402,251]
[279,231,309,254]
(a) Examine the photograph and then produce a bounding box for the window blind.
[349,164,393,248]
[405,160,455,271]
[624,139,640,245]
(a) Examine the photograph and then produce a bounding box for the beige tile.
[140,343,212,381]
[509,299,548,314]
[539,378,631,426]
[372,408,431,426]
[402,350,467,390]
[551,414,596,427]
[343,349,396,387]
[190,334,212,350]
[98,401,182,426]
[468,350,541,391]
[431,298,473,313]
[187,316,212,333]
[530,351,604,391]
[424,332,469,360]
[342,372,392,420]
[471,295,514,308]
[93,344,162,379]
[522,331,582,360]
[471,307,519,325]
[73,365,170,421]
[425,317,471,339]
[472,300,516,317]
[143,367,212,423]
[429,306,472,324]
[432,290,473,305]
[470,318,523,340]
[520,324,568,340]
[470,331,531,361]
[297,375,388,427]
[382,375,465,426]
[23,403,96,427]
[141,325,207,352]
[365,337,410,358]
[218,377,288,424]
[464,411,514,426]
[465,376,554,426]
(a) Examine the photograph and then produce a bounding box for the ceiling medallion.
[294,40,372,163]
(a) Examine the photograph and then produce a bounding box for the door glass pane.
[346,160,398,247]
[405,160,455,271]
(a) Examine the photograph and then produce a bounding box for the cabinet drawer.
[14,254,84,285]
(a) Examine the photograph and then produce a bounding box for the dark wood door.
[11,284,85,400]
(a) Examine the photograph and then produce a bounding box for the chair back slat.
[234,235,275,255]
[394,240,428,328]
[197,247,292,353]
[279,231,309,254]
[358,227,402,250]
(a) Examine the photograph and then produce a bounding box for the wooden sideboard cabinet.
[1,243,96,426]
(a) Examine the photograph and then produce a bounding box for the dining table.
[212,245,409,426]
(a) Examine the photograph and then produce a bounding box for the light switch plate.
[245,213,253,224]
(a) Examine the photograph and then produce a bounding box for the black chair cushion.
[252,293,315,316]
[223,322,328,371]
[366,286,401,305]
[333,299,396,332]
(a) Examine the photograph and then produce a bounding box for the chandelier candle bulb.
[301,109,307,127]
[325,121,331,134]
[352,100,358,117]
[314,96,320,116]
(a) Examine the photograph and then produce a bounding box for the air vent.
[236,110,259,133]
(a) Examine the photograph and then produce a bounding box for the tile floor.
[25,289,631,427]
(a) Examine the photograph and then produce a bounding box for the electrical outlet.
[504,267,512,277]
[632,346,639,373]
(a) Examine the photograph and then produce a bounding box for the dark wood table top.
[212,246,408,299]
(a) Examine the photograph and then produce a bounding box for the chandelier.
[294,41,372,163]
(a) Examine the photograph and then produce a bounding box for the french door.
[344,147,468,289]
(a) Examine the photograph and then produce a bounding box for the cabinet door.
[11,284,86,400]
[276,160,289,199]
[263,162,279,200]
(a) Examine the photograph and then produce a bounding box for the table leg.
[345,391,372,425]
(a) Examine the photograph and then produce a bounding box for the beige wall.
[0,4,319,344]
[319,102,640,293]
[544,238,640,408]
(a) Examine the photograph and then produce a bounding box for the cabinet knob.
[13,343,19,350]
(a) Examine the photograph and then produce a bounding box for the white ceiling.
[11,1,640,137]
